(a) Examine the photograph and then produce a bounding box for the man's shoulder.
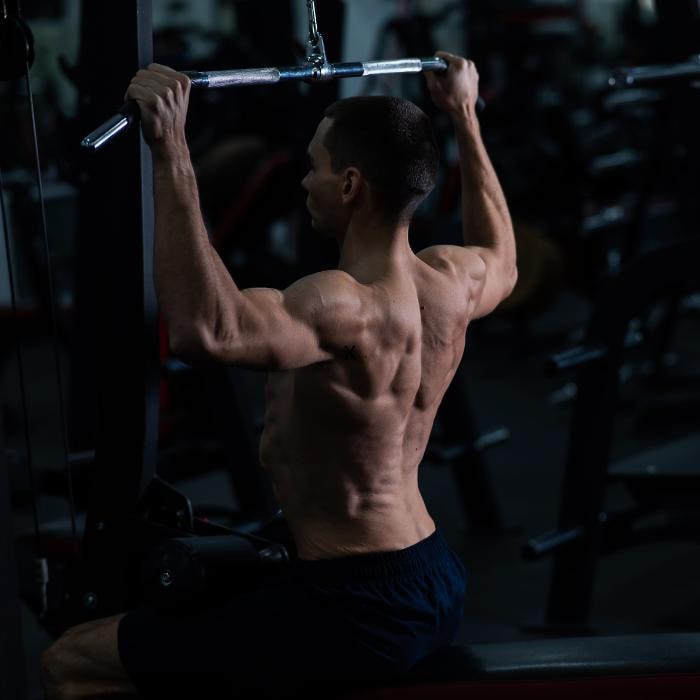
[279,270,373,356]
[283,270,368,311]
[289,269,364,296]
[417,244,486,279]
[416,245,484,316]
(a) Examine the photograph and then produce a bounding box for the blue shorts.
[118,528,466,696]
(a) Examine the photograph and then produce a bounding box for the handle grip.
[81,101,141,151]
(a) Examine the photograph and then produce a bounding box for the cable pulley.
[0,1,34,80]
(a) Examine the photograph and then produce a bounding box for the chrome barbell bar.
[80,57,453,152]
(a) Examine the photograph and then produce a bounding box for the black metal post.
[74,0,159,618]
[545,238,700,630]
[0,405,27,700]
[437,366,504,535]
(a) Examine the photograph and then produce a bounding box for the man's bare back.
[261,255,470,559]
[124,53,515,566]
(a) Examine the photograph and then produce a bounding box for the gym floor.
[6,282,700,697]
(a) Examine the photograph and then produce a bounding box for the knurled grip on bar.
[186,67,283,88]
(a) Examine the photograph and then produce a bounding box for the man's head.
[302,96,439,238]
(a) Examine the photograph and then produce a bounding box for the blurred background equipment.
[2,0,700,697]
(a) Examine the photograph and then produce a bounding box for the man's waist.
[289,513,437,562]
[289,526,451,586]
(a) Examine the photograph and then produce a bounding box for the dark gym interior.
[2,1,700,698]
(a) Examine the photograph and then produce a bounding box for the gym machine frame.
[70,0,162,620]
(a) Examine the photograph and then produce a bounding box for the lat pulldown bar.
[81,1,483,152]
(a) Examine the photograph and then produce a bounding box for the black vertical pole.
[0,406,27,700]
[437,365,504,535]
[74,0,158,618]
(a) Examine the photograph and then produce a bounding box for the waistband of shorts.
[289,528,452,583]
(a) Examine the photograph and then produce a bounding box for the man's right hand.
[425,51,480,116]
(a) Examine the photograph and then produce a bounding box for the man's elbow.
[171,321,250,366]
[499,263,518,303]
[168,323,217,365]
[169,333,204,365]
[506,264,518,297]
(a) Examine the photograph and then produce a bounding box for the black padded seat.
[340,634,700,698]
[463,633,700,679]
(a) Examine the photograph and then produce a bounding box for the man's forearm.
[153,144,242,353]
[452,106,516,274]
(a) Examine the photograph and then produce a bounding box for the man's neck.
[338,212,412,283]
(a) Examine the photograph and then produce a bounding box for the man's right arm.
[424,53,517,320]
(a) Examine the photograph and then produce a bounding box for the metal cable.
[0,165,42,556]
[24,63,78,554]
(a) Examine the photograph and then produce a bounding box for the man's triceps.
[228,284,335,370]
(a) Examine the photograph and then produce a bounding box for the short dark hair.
[323,96,439,223]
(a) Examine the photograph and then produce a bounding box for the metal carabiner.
[305,0,332,80]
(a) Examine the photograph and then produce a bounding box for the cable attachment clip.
[305,0,332,81]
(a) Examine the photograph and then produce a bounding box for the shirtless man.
[41,52,516,697]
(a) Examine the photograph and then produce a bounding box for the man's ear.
[341,168,362,204]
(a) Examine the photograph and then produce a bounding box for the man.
[41,52,516,697]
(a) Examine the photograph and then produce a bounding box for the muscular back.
[136,55,515,561]
[259,253,471,560]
